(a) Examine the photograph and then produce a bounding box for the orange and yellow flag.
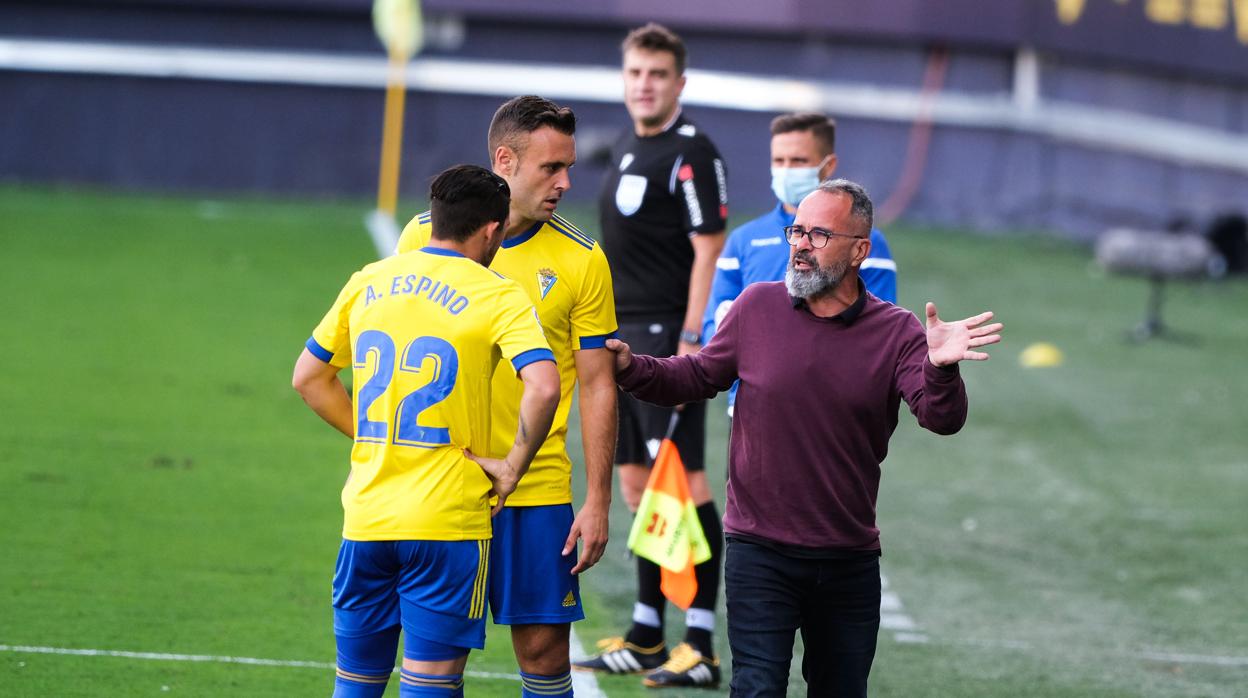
[626,437,711,610]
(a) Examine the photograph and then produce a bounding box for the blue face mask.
[770,157,830,207]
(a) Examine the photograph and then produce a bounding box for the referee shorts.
[614,318,706,472]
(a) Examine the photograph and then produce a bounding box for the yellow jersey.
[397,212,617,505]
[307,247,553,540]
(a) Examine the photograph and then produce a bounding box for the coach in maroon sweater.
[605,179,1002,697]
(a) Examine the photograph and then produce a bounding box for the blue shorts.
[489,504,584,625]
[332,539,490,650]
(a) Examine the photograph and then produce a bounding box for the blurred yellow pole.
[376,50,407,216]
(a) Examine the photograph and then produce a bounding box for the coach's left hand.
[566,500,609,574]
[925,302,1003,367]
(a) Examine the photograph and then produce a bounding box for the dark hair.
[816,178,873,236]
[429,165,510,242]
[487,95,576,159]
[621,23,687,75]
[770,112,836,155]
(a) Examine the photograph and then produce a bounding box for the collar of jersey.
[501,220,544,249]
[419,246,466,258]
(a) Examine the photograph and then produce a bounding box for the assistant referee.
[574,22,727,690]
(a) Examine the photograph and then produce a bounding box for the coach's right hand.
[464,449,520,515]
[603,338,633,373]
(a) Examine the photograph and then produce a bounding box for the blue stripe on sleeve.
[511,348,556,372]
[305,337,334,363]
[577,331,619,350]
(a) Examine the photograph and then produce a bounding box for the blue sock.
[399,669,464,697]
[520,669,573,697]
[333,627,399,697]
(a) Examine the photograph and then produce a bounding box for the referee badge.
[537,267,558,300]
[615,174,647,216]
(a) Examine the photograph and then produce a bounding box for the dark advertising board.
[61,1,1248,82]
[424,0,1248,83]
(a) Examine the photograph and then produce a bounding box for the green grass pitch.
[1,185,1245,696]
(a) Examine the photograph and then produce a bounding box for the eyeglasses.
[782,225,865,249]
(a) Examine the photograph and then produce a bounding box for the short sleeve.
[394,211,432,255]
[570,244,619,350]
[676,141,728,234]
[492,281,555,373]
[860,228,898,304]
[307,272,363,369]
[702,227,746,340]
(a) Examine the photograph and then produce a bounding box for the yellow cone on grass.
[1019,342,1064,368]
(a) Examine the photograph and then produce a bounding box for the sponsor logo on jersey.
[713,158,727,204]
[537,267,558,300]
[750,236,784,247]
[713,157,728,221]
[678,164,703,227]
[619,153,634,171]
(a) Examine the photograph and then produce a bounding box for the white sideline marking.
[7,638,1245,678]
[880,571,928,643]
[365,209,401,259]
[0,634,611,694]
[951,638,1248,668]
[0,644,519,681]
[880,591,903,612]
[1136,650,1248,668]
[568,627,608,698]
[880,613,918,631]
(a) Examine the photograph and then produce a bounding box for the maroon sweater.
[617,280,968,552]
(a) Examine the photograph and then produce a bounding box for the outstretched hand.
[604,338,633,373]
[925,302,1003,367]
[464,449,518,516]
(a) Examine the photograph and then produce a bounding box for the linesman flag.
[626,431,711,610]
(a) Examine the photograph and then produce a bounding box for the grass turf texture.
[1,185,1245,697]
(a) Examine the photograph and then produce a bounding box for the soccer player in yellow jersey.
[396,96,618,698]
[293,165,561,698]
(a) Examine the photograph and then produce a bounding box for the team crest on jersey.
[537,267,558,300]
[615,174,648,216]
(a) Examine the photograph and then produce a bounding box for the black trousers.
[725,536,881,697]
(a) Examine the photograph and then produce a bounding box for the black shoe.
[572,636,668,674]
[642,642,721,689]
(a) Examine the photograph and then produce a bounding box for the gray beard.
[785,256,849,299]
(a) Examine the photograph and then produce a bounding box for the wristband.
[679,328,702,344]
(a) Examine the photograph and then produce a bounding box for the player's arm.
[563,245,619,572]
[678,142,729,356]
[701,230,744,342]
[468,287,562,511]
[681,231,725,356]
[294,274,359,438]
[566,347,617,573]
[291,348,353,438]
[469,358,559,513]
